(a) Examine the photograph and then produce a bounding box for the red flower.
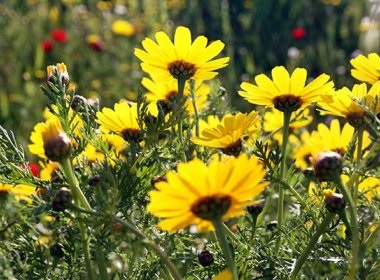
[89,41,104,52]
[41,39,54,52]
[28,163,39,177]
[51,28,68,44]
[292,27,306,40]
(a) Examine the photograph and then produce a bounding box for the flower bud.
[247,200,265,217]
[324,189,345,213]
[50,243,65,258]
[313,151,343,182]
[42,120,72,162]
[197,250,214,267]
[89,174,101,186]
[47,62,70,87]
[52,187,72,212]
[70,95,87,112]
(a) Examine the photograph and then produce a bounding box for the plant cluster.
[0,23,379,280]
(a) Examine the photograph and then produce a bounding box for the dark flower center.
[346,112,368,128]
[221,139,242,157]
[43,134,72,162]
[121,128,143,143]
[168,60,197,80]
[191,195,232,220]
[273,94,302,112]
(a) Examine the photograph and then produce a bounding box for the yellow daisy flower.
[147,154,268,232]
[43,105,83,138]
[350,53,380,84]
[318,83,380,128]
[29,118,73,161]
[293,119,371,169]
[358,177,380,201]
[141,77,210,115]
[0,183,36,203]
[239,66,334,112]
[39,161,60,181]
[134,26,229,82]
[112,20,135,36]
[191,111,261,156]
[96,101,143,143]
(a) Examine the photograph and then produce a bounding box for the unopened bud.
[313,151,343,182]
[247,200,265,217]
[42,120,72,162]
[52,187,72,212]
[197,250,214,267]
[324,189,345,213]
[71,95,87,112]
[50,243,65,258]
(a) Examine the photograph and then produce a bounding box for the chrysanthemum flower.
[147,154,268,232]
[134,26,229,82]
[112,20,135,36]
[350,53,380,84]
[96,101,143,143]
[191,111,261,156]
[142,77,210,114]
[293,119,371,169]
[0,183,36,203]
[39,161,60,181]
[357,177,380,201]
[43,106,83,138]
[29,118,72,161]
[239,66,334,112]
[318,83,380,128]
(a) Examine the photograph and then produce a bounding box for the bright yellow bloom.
[212,269,233,280]
[358,177,380,201]
[293,119,371,169]
[39,161,60,181]
[29,118,72,161]
[134,26,229,82]
[147,154,268,232]
[43,106,83,138]
[142,77,210,115]
[239,66,334,112]
[0,183,36,203]
[112,20,135,36]
[350,53,380,84]
[191,111,261,156]
[318,83,380,128]
[96,101,143,143]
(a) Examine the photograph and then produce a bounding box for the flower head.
[191,111,261,156]
[86,35,104,52]
[47,62,70,86]
[350,53,380,84]
[142,77,210,115]
[41,39,54,52]
[147,154,268,232]
[318,83,380,128]
[0,183,36,203]
[51,28,68,44]
[134,26,229,82]
[112,20,135,36]
[96,101,143,143]
[239,66,334,112]
[29,118,72,161]
[292,27,306,40]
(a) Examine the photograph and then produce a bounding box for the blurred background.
[0,0,379,146]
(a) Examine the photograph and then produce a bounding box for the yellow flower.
[112,20,135,36]
[0,183,36,203]
[96,101,143,143]
[147,154,267,232]
[350,53,380,84]
[212,269,233,280]
[43,106,83,138]
[293,119,371,169]
[239,66,334,112]
[318,83,380,128]
[29,118,72,161]
[142,77,210,114]
[358,177,380,201]
[191,111,261,156]
[39,161,60,181]
[134,26,229,82]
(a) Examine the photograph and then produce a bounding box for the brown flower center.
[121,128,143,143]
[168,60,197,80]
[221,139,242,157]
[346,112,368,128]
[43,134,73,162]
[191,195,232,220]
[273,94,302,112]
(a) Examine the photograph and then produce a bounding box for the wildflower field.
[0,0,379,279]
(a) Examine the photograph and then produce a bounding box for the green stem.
[335,175,360,279]
[353,128,364,207]
[364,224,380,253]
[111,215,183,280]
[189,79,200,137]
[276,109,292,251]
[60,158,108,280]
[212,218,238,280]
[290,212,336,280]
[176,77,187,162]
